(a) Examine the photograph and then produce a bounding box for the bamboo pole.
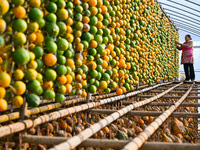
[0,82,172,138]
[91,84,149,100]
[22,135,200,150]
[0,97,85,124]
[49,83,182,150]
[90,109,200,118]
[122,83,194,150]
[123,102,200,107]
[93,92,117,100]
[0,102,99,138]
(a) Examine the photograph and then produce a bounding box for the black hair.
[185,34,192,40]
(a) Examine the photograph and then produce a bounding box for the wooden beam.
[123,102,200,107]
[138,95,200,99]
[149,90,200,94]
[90,109,200,118]
[151,102,200,107]
[22,135,200,150]
[157,88,200,90]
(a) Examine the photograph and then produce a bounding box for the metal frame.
[163,8,200,23]
[175,24,200,34]
[179,27,200,37]
[177,28,200,38]
[171,20,200,32]
[166,12,200,27]
[170,17,200,32]
[185,0,200,7]
[158,1,200,36]
[159,2,200,18]
[166,0,200,13]
[176,25,200,35]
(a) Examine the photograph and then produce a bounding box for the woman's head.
[185,34,192,41]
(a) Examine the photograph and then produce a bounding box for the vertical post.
[86,92,91,103]
[136,82,139,90]
[135,82,139,102]
[19,101,28,121]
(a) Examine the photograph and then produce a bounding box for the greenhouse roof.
[157,0,200,37]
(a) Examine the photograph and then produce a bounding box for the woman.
[176,34,195,81]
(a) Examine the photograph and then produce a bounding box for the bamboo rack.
[0,82,169,124]
[122,83,194,150]
[0,97,85,123]
[49,83,182,150]
[22,135,200,150]
[0,82,171,138]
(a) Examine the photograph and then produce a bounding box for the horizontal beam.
[151,102,200,107]
[90,109,200,118]
[138,95,200,99]
[123,101,200,107]
[150,90,200,94]
[22,135,200,150]
[157,87,200,90]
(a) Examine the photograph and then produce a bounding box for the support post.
[86,92,91,103]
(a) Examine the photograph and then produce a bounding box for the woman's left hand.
[175,41,181,45]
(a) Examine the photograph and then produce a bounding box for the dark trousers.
[183,63,195,80]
